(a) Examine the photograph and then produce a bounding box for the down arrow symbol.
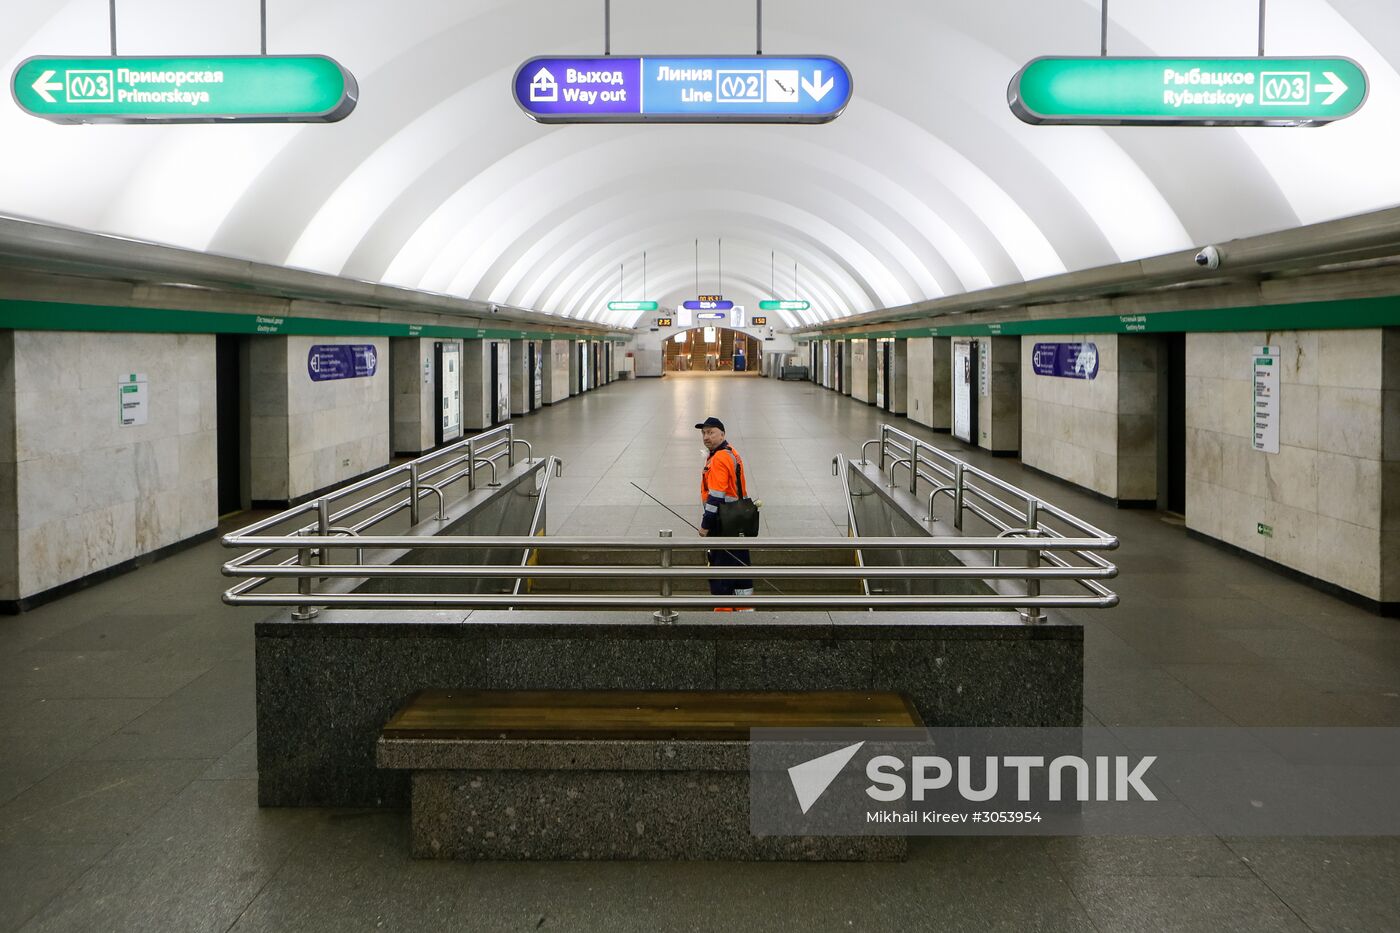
[801,70,834,102]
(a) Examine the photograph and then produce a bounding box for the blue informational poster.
[1031,342,1099,380]
[308,344,378,382]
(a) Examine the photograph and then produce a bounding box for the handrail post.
[291,546,319,620]
[467,438,476,491]
[1020,498,1046,624]
[507,423,515,467]
[316,497,331,569]
[879,425,888,471]
[953,463,966,531]
[409,462,421,524]
[654,529,678,623]
[909,438,919,494]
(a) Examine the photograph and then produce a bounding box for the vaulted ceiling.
[4,0,1399,329]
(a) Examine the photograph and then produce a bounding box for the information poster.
[308,344,377,381]
[1031,342,1098,380]
[435,342,462,445]
[1252,346,1280,454]
[118,372,148,426]
[953,341,976,444]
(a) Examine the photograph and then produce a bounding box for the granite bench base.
[380,739,904,861]
[256,610,1083,808]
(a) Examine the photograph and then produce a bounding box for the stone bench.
[376,688,922,861]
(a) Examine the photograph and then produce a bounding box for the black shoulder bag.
[715,451,760,538]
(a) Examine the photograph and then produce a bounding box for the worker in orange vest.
[695,417,754,607]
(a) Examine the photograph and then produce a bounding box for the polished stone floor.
[2,372,1399,932]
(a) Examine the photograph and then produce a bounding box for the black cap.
[694,417,725,432]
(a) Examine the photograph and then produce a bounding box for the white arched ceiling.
[4,0,1400,330]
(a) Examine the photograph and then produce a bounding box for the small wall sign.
[308,344,378,382]
[1031,342,1099,380]
[118,372,148,426]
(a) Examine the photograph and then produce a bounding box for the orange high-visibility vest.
[700,444,746,531]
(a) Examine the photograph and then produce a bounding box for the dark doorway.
[528,342,537,410]
[490,342,502,426]
[215,334,243,516]
[1165,332,1187,514]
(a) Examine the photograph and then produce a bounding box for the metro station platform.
[2,373,1397,933]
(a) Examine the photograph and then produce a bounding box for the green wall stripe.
[800,294,1400,340]
[0,298,628,342]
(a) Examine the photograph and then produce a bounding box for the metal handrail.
[219,427,1118,622]
[864,423,1118,622]
[876,423,1116,541]
[225,534,1113,551]
[512,456,563,599]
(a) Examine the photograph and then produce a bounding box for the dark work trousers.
[706,546,753,596]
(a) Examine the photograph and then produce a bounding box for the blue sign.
[1031,342,1099,380]
[513,55,852,124]
[308,344,378,382]
[684,300,734,311]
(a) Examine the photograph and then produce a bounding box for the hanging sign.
[655,317,673,327]
[513,55,852,124]
[1252,346,1280,454]
[12,55,358,124]
[308,344,378,382]
[752,316,768,326]
[697,312,726,320]
[683,300,733,311]
[607,300,658,312]
[1009,56,1367,127]
[1031,342,1099,380]
[759,300,809,311]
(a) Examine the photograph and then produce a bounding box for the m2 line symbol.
[717,71,763,102]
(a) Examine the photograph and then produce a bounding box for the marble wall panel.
[1186,329,1389,602]
[6,331,217,599]
[250,336,390,502]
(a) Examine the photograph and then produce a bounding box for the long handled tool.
[628,482,787,595]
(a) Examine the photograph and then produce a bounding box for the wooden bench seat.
[377,688,922,861]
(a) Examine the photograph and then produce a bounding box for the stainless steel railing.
[832,454,872,600]
[220,425,1117,622]
[862,423,1118,622]
[511,455,564,600]
[221,424,539,620]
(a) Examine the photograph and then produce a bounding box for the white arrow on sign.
[32,70,63,104]
[801,69,834,102]
[1315,71,1348,106]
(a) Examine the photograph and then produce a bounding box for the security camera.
[1194,245,1221,270]
[490,303,499,314]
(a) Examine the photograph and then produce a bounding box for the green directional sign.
[759,299,810,311]
[11,55,358,124]
[607,300,658,312]
[1009,56,1367,127]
